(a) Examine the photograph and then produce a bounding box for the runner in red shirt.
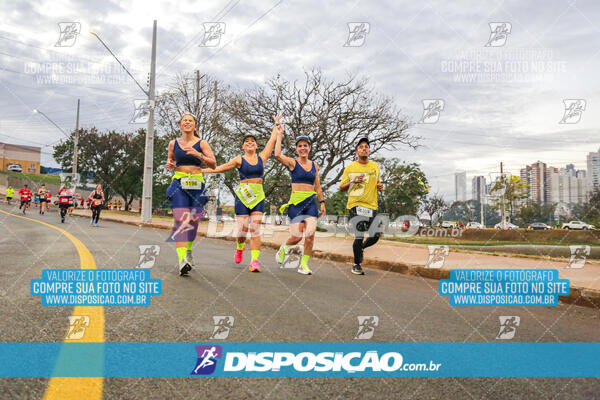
[57,185,73,223]
[18,184,32,214]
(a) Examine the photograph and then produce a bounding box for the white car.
[440,221,454,228]
[562,221,595,230]
[7,164,22,172]
[494,222,519,230]
[467,222,485,229]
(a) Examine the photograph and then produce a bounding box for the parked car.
[440,221,454,228]
[562,221,595,230]
[467,222,485,229]
[7,163,22,172]
[528,222,551,230]
[494,222,519,230]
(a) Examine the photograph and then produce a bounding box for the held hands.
[273,113,284,134]
[377,182,384,192]
[353,175,364,184]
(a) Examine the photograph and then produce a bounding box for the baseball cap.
[356,137,370,149]
[295,135,311,145]
[243,134,258,143]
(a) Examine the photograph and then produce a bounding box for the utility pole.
[500,161,506,229]
[73,99,80,180]
[480,194,484,226]
[141,20,157,223]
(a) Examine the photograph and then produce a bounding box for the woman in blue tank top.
[165,113,216,276]
[273,124,326,275]
[200,114,280,272]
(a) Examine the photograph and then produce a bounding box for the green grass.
[0,170,61,185]
[387,236,586,247]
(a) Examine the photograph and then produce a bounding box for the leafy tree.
[514,202,556,225]
[378,159,429,220]
[489,175,529,221]
[325,190,349,216]
[53,128,165,208]
[571,190,600,226]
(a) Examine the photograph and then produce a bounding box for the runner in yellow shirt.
[340,137,384,275]
[5,186,15,205]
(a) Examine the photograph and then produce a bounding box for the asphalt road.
[1,203,599,400]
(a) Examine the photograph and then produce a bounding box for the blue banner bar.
[0,342,598,377]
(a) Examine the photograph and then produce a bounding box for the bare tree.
[224,68,419,192]
[421,193,448,225]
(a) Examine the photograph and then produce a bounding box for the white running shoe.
[186,250,195,266]
[297,264,312,275]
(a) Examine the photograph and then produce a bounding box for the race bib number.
[181,177,202,190]
[59,197,70,204]
[238,184,257,204]
[93,200,102,206]
[356,206,373,217]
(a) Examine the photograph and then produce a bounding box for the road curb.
[73,210,600,309]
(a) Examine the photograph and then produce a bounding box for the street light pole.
[89,21,157,223]
[141,20,157,223]
[73,99,80,177]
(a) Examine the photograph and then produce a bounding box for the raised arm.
[259,125,279,162]
[274,124,296,170]
[201,156,241,174]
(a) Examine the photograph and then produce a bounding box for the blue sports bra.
[291,160,316,185]
[239,156,264,180]
[174,139,203,167]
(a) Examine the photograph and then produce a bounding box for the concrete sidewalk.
[73,209,600,307]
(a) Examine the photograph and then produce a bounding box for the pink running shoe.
[234,249,244,264]
[249,259,261,272]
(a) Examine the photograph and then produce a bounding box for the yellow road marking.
[0,210,104,400]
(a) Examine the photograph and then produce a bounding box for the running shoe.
[90,219,94,225]
[179,259,192,276]
[276,244,288,265]
[234,249,244,264]
[249,260,261,272]
[297,264,312,275]
[186,250,195,266]
[351,264,365,275]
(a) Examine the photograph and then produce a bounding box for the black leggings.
[349,207,382,265]
[91,206,101,223]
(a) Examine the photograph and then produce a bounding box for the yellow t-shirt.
[6,188,14,197]
[340,160,380,210]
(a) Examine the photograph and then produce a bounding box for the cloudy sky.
[1,0,599,200]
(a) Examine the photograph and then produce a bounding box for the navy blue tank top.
[291,160,316,185]
[239,156,264,180]
[174,139,203,166]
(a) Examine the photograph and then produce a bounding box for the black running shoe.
[351,264,365,275]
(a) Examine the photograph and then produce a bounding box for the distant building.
[0,142,41,174]
[472,176,487,204]
[587,148,600,193]
[455,171,466,202]
[520,161,546,203]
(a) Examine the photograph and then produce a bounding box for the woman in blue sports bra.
[273,124,326,275]
[200,113,280,272]
[165,113,216,276]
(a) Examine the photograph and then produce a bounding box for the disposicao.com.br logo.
[190,345,441,376]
